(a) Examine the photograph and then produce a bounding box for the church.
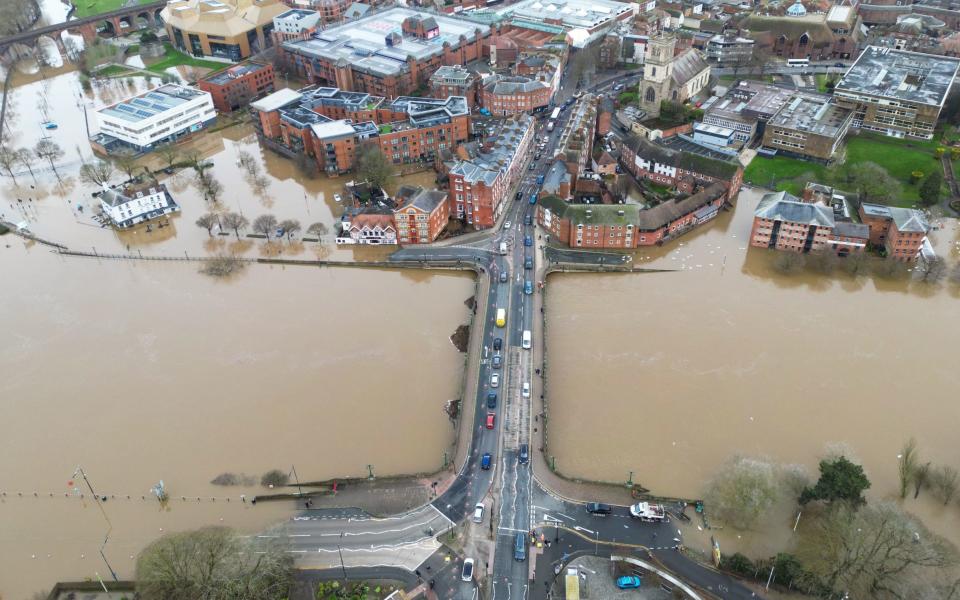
[638,34,711,118]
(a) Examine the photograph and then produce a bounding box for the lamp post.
[337,531,347,583]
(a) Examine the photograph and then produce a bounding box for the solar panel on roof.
[135,110,153,118]
[116,104,137,113]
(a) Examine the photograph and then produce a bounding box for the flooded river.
[0,65,470,597]
[546,187,960,548]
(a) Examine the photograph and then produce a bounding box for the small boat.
[333,193,343,203]
[43,122,58,130]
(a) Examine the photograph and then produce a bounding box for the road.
[287,64,763,600]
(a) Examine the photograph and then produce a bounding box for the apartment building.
[750,190,870,256]
[91,85,216,155]
[393,185,450,243]
[619,135,743,198]
[744,4,860,61]
[556,95,598,180]
[162,0,287,61]
[481,77,553,116]
[833,46,960,140]
[859,203,931,261]
[448,115,534,228]
[271,8,322,43]
[762,91,854,161]
[703,81,793,144]
[198,60,275,112]
[705,33,755,65]
[429,66,481,109]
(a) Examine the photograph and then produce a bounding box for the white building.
[273,9,322,34]
[93,85,216,153]
[98,183,180,229]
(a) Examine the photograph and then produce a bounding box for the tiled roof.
[637,183,726,230]
[671,48,710,88]
[754,190,834,227]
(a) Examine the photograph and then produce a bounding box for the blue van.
[514,533,527,561]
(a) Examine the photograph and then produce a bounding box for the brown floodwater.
[0,67,471,598]
[546,187,960,551]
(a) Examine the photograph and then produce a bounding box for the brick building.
[750,190,869,255]
[859,203,931,260]
[393,184,450,243]
[198,60,276,112]
[619,136,743,198]
[556,95,598,180]
[281,7,488,98]
[429,65,481,109]
[744,4,860,61]
[447,115,534,228]
[281,0,351,24]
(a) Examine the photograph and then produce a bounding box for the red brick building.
[393,185,450,243]
[859,203,931,261]
[619,136,743,199]
[429,65,481,109]
[198,60,276,113]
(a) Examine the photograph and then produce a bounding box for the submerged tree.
[0,145,19,183]
[277,218,300,242]
[195,212,219,236]
[78,159,115,187]
[703,455,782,530]
[34,139,64,179]
[221,212,248,240]
[800,456,870,507]
[252,214,278,239]
[355,145,394,192]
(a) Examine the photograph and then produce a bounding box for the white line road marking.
[574,526,596,535]
[288,534,311,537]
[498,527,527,533]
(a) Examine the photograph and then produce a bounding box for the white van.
[472,503,485,523]
[522,330,531,349]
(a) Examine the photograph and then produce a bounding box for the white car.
[333,193,342,203]
[522,382,530,398]
[462,557,475,581]
[491,373,500,388]
[504,220,512,230]
[472,503,485,523]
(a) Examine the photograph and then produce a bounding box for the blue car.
[529,194,537,205]
[524,235,532,247]
[536,174,544,185]
[481,453,492,470]
[616,576,642,589]
[524,281,533,295]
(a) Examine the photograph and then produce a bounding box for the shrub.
[723,552,755,576]
[910,170,924,184]
[261,469,289,488]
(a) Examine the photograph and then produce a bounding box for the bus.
[496,308,506,327]
[550,107,561,121]
[786,58,810,67]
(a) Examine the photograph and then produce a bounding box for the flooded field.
[546,187,960,547]
[0,62,470,597]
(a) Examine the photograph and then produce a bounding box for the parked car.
[504,220,512,230]
[616,575,642,589]
[528,163,536,171]
[524,280,533,295]
[462,558,475,581]
[481,453,492,470]
[522,382,530,398]
[493,337,503,351]
[473,503,485,523]
[585,502,612,516]
[835,62,846,67]
[492,355,502,369]
[486,413,496,429]
[524,214,532,226]
[514,532,527,561]
[524,235,532,247]
[500,271,508,283]
[333,193,343,203]
[490,372,500,387]
[524,256,533,270]
[487,391,497,409]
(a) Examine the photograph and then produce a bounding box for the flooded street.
[0,64,470,597]
[547,187,960,549]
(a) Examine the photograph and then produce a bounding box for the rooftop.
[275,8,319,22]
[565,203,640,226]
[490,0,636,32]
[768,92,852,137]
[310,119,357,139]
[860,203,931,232]
[641,135,743,179]
[250,87,303,111]
[162,0,288,38]
[706,80,793,122]
[282,7,488,78]
[485,75,549,95]
[98,84,208,123]
[755,190,834,227]
[204,60,272,85]
[836,46,960,106]
[450,115,533,185]
[637,183,726,230]
[395,184,447,213]
[430,65,476,84]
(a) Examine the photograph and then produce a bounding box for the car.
[504,220,512,230]
[514,532,527,561]
[515,191,522,201]
[522,382,530,398]
[333,193,342,203]
[487,391,497,409]
[499,271,508,283]
[524,281,533,295]
[473,503,485,522]
[492,355,502,369]
[524,235,532,247]
[462,558,475,582]
[616,575,642,589]
[534,153,542,160]
[486,413,496,429]
[524,256,533,270]
[835,62,846,67]
[518,443,529,464]
[480,453,492,470]
[524,214,532,226]
[528,163,535,170]
[490,372,500,387]
[493,337,503,351]
[586,502,612,516]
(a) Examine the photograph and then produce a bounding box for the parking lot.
[555,556,674,599]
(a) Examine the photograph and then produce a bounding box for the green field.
[745,132,941,207]
[145,43,227,74]
[97,64,134,77]
[74,0,157,19]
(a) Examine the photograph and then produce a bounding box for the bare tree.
[195,213,219,236]
[252,214,278,239]
[154,144,181,171]
[34,139,64,179]
[195,171,223,203]
[199,255,246,278]
[914,462,932,499]
[14,148,36,181]
[916,257,947,284]
[899,438,919,499]
[930,466,959,505]
[221,212,248,240]
[278,218,300,242]
[306,222,329,238]
[113,152,140,181]
[78,159,115,187]
[252,174,271,195]
[0,145,19,183]
[702,455,787,530]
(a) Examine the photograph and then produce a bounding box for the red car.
[486,413,496,429]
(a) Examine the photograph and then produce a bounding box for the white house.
[273,9,321,35]
[336,213,397,245]
[93,84,216,153]
[99,183,180,229]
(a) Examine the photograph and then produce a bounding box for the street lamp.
[337,531,347,583]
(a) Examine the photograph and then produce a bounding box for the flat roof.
[310,120,357,139]
[707,81,794,122]
[204,61,271,85]
[494,0,636,30]
[250,88,303,111]
[283,7,488,77]
[769,92,852,138]
[836,46,960,107]
[98,84,207,123]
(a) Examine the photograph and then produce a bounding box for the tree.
[277,219,300,242]
[797,502,956,599]
[195,213,219,236]
[221,212,248,240]
[306,222,328,238]
[355,145,394,192]
[899,437,919,499]
[135,526,294,600]
[34,139,64,179]
[800,456,870,506]
[14,148,36,181]
[919,170,943,207]
[154,144,181,170]
[0,145,19,183]
[78,159,114,187]
[842,161,901,205]
[703,456,784,530]
[113,152,140,181]
[261,469,289,487]
[930,466,959,505]
[914,462,932,499]
[252,214,278,239]
[199,255,246,278]
[721,552,754,576]
[772,251,806,274]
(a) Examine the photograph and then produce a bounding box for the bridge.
[0,1,165,50]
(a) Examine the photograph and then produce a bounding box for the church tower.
[638,35,677,118]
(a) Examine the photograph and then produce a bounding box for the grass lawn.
[97,64,134,77]
[74,0,156,18]
[744,155,828,195]
[145,43,227,73]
